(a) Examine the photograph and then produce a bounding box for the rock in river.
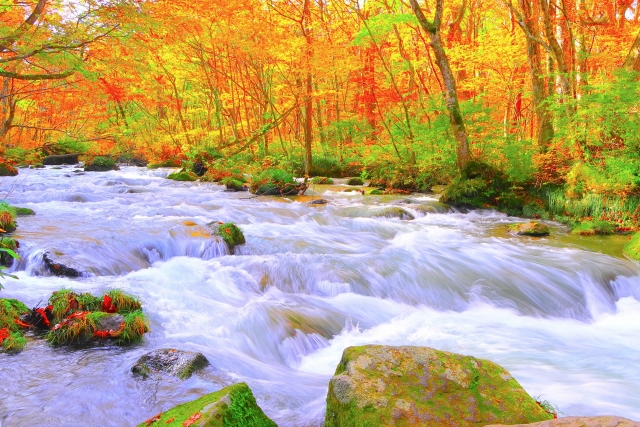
[486,416,640,427]
[132,348,209,379]
[325,345,552,427]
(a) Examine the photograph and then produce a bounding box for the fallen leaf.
[144,412,162,426]
[182,412,201,427]
[166,418,175,424]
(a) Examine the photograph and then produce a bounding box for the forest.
[1,0,640,234]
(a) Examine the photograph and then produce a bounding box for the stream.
[1,166,639,426]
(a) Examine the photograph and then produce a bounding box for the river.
[1,166,639,426]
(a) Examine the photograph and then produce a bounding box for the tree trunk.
[409,0,470,175]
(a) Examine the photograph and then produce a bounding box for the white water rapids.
[0,166,639,426]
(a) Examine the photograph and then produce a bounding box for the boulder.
[84,156,119,172]
[14,207,35,216]
[222,177,247,192]
[0,237,18,267]
[207,222,245,253]
[485,416,640,427]
[167,171,197,181]
[42,154,80,165]
[346,177,364,186]
[191,161,207,177]
[325,345,552,427]
[43,252,81,277]
[309,199,328,205]
[136,382,277,427]
[132,348,209,379]
[47,312,126,346]
[510,221,550,236]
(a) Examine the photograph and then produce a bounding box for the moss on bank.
[136,382,277,427]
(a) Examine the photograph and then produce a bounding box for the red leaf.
[166,418,175,424]
[144,412,162,426]
[102,295,117,313]
[0,328,9,343]
[182,412,201,427]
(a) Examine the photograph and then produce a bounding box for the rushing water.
[1,166,639,426]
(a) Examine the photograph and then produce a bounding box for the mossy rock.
[14,207,35,216]
[0,162,18,176]
[623,233,640,261]
[167,171,197,182]
[509,222,550,237]
[132,348,209,380]
[325,345,553,427]
[342,207,415,221]
[0,298,29,353]
[571,220,614,236]
[222,176,247,192]
[311,176,334,184]
[249,168,300,196]
[346,177,364,186]
[43,154,80,165]
[148,159,182,169]
[368,189,384,195]
[208,222,246,253]
[84,156,118,172]
[136,382,277,427]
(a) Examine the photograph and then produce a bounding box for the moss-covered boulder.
[132,348,209,379]
[509,221,550,237]
[0,161,18,176]
[167,171,197,181]
[84,156,119,172]
[14,207,35,216]
[368,189,384,195]
[222,176,247,192]
[624,233,640,261]
[325,345,553,427]
[45,288,149,346]
[486,416,640,427]
[250,168,302,196]
[208,222,246,253]
[137,382,277,427]
[311,176,334,184]
[346,177,364,186]
[0,298,29,353]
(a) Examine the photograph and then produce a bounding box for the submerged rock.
[132,348,209,379]
[309,199,328,205]
[136,382,277,427]
[325,345,552,427]
[42,154,80,165]
[342,206,415,220]
[486,416,640,427]
[43,252,81,277]
[510,221,550,236]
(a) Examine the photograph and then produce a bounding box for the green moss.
[346,177,364,186]
[105,289,142,313]
[325,345,552,427]
[210,222,246,251]
[509,221,551,236]
[136,382,277,427]
[624,233,640,261]
[148,159,182,169]
[13,207,35,216]
[571,220,615,236]
[311,176,334,184]
[222,176,246,191]
[250,168,300,196]
[167,171,197,181]
[2,330,27,352]
[0,299,29,342]
[368,189,384,195]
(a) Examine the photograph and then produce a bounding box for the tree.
[409,0,470,175]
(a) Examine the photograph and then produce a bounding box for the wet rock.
[42,252,81,277]
[346,177,364,185]
[207,222,245,253]
[84,156,119,172]
[14,207,35,216]
[191,161,207,177]
[0,237,18,267]
[132,348,210,379]
[309,199,328,205]
[135,382,277,427]
[42,154,80,165]
[167,171,197,181]
[510,221,550,236]
[116,155,147,167]
[485,416,640,427]
[325,345,552,427]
